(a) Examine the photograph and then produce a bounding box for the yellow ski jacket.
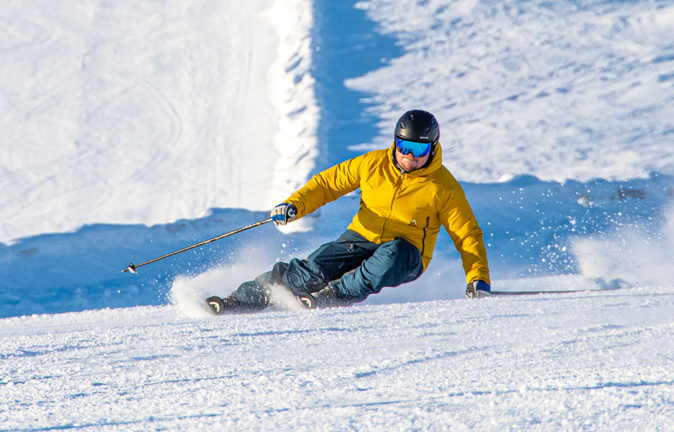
[285,143,490,284]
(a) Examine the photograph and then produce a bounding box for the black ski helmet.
[394,109,439,144]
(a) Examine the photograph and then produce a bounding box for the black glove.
[271,203,298,226]
[466,280,491,298]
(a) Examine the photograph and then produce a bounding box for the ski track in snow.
[0,287,672,430]
[0,0,317,243]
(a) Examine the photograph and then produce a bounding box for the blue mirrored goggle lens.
[395,138,431,157]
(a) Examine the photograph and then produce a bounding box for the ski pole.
[122,217,273,273]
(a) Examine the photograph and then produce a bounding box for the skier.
[206,109,491,314]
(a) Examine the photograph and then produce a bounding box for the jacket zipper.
[380,172,404,238]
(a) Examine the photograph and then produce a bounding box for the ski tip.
[205,296,225,315]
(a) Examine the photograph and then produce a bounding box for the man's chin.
[400,161,419,171]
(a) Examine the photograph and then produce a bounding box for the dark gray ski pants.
[230,229,423,308]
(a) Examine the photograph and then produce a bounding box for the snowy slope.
[2,0,672,243]
[1,287,672,430]
[1,0,674,430]
[0,0,317,243]
[1,0,671,318]
[350,0,674,183]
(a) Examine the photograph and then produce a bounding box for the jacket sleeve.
[441,185,491,285]
[284,154,365,219]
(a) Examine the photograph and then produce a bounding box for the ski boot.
[309,286,353,308]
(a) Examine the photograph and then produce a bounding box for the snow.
[0,0,317,242]
[1,0,673,430]
[1,288,672,430]
[350,0,674,183]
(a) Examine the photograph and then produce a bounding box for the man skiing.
[206,109,491,314]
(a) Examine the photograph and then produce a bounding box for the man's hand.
[466,280,491,298]
[271,203,298,226]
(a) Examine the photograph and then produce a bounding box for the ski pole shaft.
[122,217,273,273]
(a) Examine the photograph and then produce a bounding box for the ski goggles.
[395,137,432,157]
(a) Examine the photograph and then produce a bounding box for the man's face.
[395,147,430,172]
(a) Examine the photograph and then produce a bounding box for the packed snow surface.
[1,0,673,430]
[1,287,672,431]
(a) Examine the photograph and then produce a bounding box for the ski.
[204,293,315,315]
[491,289,608,295]
[467,278,631,298]
[485,288,621,296]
